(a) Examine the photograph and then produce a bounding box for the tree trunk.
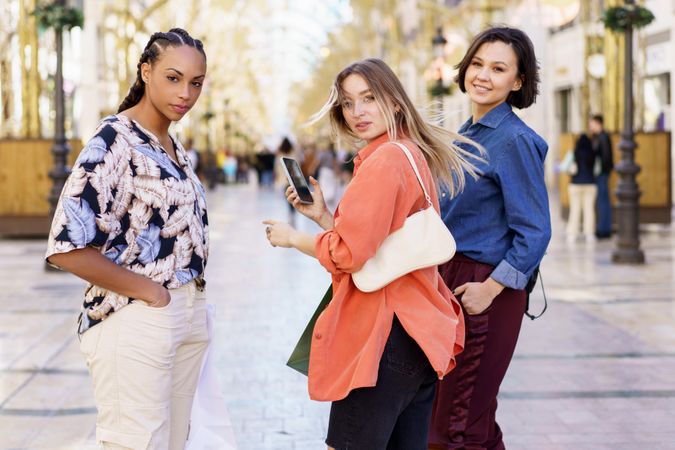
[18,0,41,138]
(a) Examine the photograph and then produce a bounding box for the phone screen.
[282,158,314,204]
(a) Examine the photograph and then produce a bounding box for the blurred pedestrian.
[185,138,201,177]
[215,147,226,184]
[589,114,613,239]
[300,143,320,180]
[236,154,250,183]
[429,26,551,450]
[203,150,219,190]
[316,143,340,211]
[566,133,598,244]
[264,58,481,450]
[255,146,276,187]
[45,28,211,450]
[223,151,237,184]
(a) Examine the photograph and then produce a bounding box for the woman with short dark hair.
[429,26,551,449]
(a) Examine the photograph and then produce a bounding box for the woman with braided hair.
[46,28,210,449]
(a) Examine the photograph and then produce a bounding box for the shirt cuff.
[490,260,528,290]
[315,231,340,274]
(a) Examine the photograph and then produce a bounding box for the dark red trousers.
[429,254,526,450]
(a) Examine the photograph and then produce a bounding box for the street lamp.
[202,109,214,151]
[603,0,654,264]
[429,27,449,125]
[34,1,82,222]
[47,0,72,221]
[432,26,447,59]
[33,0,82,270]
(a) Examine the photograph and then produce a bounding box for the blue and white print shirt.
[46,114,209,333]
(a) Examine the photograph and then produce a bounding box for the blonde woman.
[264,58,481,450]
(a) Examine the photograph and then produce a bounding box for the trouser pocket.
[79,322,103,366]
[384,316,430,378]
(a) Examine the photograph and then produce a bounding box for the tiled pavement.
[1,183,675,450]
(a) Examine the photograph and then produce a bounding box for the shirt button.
[314,333,322,340]
[441,192,446,197]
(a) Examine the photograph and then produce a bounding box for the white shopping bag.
[186,304,238,450]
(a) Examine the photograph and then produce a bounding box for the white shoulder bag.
[351,142,456,293]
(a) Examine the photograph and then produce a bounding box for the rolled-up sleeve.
[491,133,551,289]
[315,146,417,275]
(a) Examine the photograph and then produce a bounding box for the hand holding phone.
[281,158,314,204]
[287,179,336,231]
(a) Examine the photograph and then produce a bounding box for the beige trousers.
[80,282,209,450]
[567,183,598,239]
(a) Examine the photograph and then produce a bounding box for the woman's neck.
[471,102,503,124]
[122,98,171,140]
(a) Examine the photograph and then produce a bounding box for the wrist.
[148,283,166,306]
[288,229,300,248]
[485,277,505,298]
[318,210,334,229]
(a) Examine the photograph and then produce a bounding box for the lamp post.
[611,0,645,264]
[34,0,82,268]
[47,0,72,221]
[430,27,448,125]
[432,26,446,60]
[202,109,214,151]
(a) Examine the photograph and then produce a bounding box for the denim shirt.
[439,102,551,290]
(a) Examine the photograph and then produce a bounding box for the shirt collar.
[472,102,513,129]
[116,114,156,146]
[116,114,189,169]
[353,133,392,169]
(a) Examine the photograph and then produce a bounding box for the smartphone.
[281,157,314,204]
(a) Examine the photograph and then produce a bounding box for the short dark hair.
[455,26,540,109]
[590,114,604,125]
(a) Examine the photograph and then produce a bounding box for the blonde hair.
[307,58,484,197]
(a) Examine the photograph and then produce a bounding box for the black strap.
[525,269,547,320]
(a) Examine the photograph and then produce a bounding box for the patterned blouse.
[46,115,209,334]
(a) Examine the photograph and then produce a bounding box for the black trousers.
[326,315,437,450]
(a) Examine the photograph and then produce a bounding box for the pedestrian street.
[1,183,675,450]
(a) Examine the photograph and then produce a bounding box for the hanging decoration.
[32,2,83,32]
[601,4,654,32]
[428,83,451,98]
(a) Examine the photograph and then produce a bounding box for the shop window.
[643,73,670,132]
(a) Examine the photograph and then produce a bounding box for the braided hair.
[117,28,206,113]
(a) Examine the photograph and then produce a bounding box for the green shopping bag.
[286,285,333,376]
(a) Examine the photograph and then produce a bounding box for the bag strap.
[525,269,548,320]
[390,142,433,207]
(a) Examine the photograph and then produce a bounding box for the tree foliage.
[32,2,83,32]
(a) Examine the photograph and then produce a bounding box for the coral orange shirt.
[310,134,465,401]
